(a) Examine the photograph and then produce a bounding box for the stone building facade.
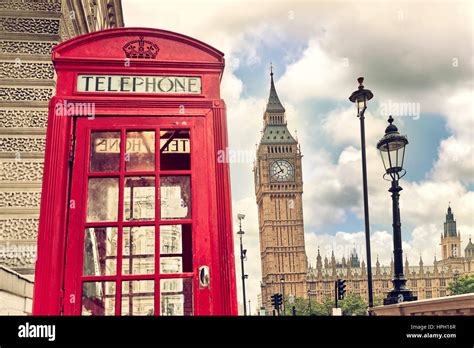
[0,0,124,278]
[306,206,474,305]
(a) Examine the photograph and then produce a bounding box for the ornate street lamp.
[377,116,417,305]
[349,77,374,308]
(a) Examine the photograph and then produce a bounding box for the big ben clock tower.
[255,68,308,312]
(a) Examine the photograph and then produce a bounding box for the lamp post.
[349,77,374,308]
[377,116,417,305]
[280,276,285,315]
[307,289,312,315]
[237,214,248,315]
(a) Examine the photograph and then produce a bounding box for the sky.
[123,0,474,314]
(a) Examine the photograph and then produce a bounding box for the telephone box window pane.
[121,280,154,316]
[124,176,155,221]
[125,131,155,172]
[122,226,155,275]
[160,224,192,272]
[83,227,117,276]
[160,256,182,274]
[160,176,191,220]
[160,130,190,170]
[160,224,182,254]
[87,178,118,222]
[160,278,193,316]
[90,132,120,172]
[81,281,116,316]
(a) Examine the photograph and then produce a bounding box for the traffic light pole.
[334,280,338,309]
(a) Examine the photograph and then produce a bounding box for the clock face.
[270,160,294,181]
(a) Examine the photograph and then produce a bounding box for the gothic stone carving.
[0,242,36,268]
[0,40,56,56]
[0,137,46,152]
[0,191,41,208]
[0,62,54,80]
[0,17,60,35]
[0,218,39,240]
[0,109,48,128]
[0,0,61,12]
[0,87,53,101]
[0,161,44,182]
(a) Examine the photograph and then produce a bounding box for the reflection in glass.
[125,131,155,172]
[121,280,154,316]
[160,176,191,220]
[124,177,155,221]
[81,281,116,316]
[87,178,118,222]
[160,278,193,316]
[160,224,182,254]
[160,130,190,170]
[160,224,192,272]
[90,132,120,172]
[122,226,154,275]
[83,227,117,276]
[160,256,182,274]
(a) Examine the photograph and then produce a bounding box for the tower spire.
[265,65,286,114]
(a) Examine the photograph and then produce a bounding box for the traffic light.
[337,279,346,300]
[271,293,283,311]
[271,293,277,309]
[276,293,283,308]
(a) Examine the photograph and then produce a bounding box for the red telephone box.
[33,28,237,316]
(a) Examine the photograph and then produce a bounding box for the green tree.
[338,294,368,316]
[448,274,474,295]
[279,294,370,316]
[373,295,384,307]
[320,296,334,315]
[280,296,333,316]
[282,296,309,316]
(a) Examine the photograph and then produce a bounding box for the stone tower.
[254,68,308,312]
[441,204,461,259]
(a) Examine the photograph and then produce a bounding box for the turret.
[418,255,424,275]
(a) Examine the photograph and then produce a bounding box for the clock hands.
[274,161,286,175]
[276,161,284,172]
[272,161,293,179]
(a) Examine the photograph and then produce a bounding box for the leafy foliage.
[338,294,368,316]
[279,294,367,316]
[448,274,474,295]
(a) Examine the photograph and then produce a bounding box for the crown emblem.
[122,36,159,59]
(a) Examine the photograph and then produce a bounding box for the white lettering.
[18,322,56,342]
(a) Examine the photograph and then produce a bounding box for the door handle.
[199,265,210,288]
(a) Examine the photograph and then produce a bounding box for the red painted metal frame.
[33,28,237,315]
[64,117,209,316]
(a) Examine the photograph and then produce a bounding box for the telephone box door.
[63,116,212,316]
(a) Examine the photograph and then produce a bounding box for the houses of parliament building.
[254,71,474,312]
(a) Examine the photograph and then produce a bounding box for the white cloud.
[430,89,474,184]
[322,107,387,147]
